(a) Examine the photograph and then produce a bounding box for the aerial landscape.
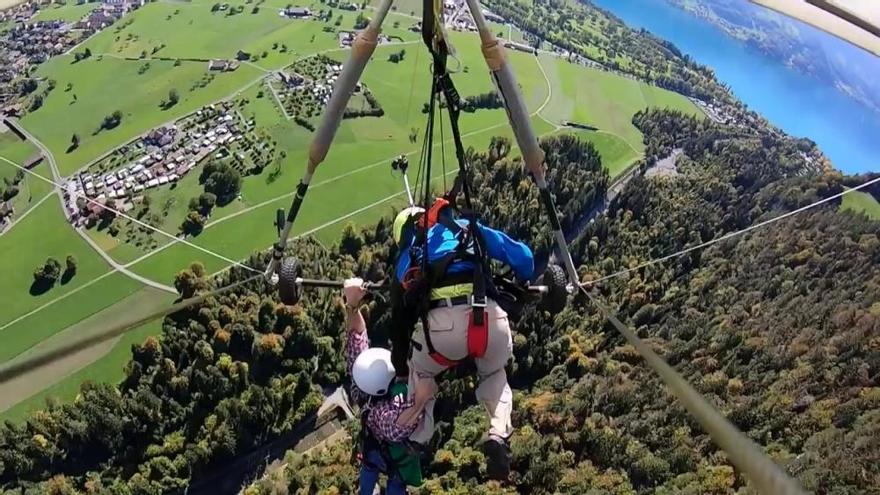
[0,0,877,492]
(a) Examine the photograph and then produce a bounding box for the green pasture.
[0,131,39,167]
[0,199,111,327]
[78,0,418,69]
[536,52,701,153]
[841,189,880,219]
[0,316,164,422]
[32,1,95,22]
[0,271,142,364]
[0,135,53,217]
[1,160,55,218]
[22,55,262,174]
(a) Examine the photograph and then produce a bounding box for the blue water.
[590,0,880,174]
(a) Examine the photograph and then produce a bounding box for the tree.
[99,110,123,131]
[388,49,406,63]
[69,133,80,152]
[18,78,37,95]
[33,257,62,286]
[353,12,368,29]
[180,210,206,236]
[173,262,207,297]
[198,192,217,213]
[167,89,179,107]
[29,94,43,111]
[65,254,77,274]
[211,2,220,12]
[202,162,242,205]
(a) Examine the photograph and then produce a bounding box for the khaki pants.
[408,299,513,444]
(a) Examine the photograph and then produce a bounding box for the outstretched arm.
[477,223,535,280]
[344,278,368,403]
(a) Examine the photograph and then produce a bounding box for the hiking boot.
[482,435,511,481]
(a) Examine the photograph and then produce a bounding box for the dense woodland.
[2,109,877,493]
[246,110,877,494]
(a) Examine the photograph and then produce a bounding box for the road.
[4,119,177,293]
[77,227,176,293]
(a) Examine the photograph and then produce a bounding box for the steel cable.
[0,274,263,384]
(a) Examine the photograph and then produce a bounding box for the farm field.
[32,2,94,22]
[536,52,701,149]
[0,199,111,328]
[0,293,168,421]
[0,131,38,166]
[22,56,263,175]
[0,0,703,419]
[841,189,880,219]
[0,271,143,364]
[0,134,54,219]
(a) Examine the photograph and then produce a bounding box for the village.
[269,53,383,130]
[0,0,143,108]
[63,101,251,224]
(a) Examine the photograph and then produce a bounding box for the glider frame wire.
[2,0,873,490]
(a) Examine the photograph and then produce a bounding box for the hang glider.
[751,0,880,55]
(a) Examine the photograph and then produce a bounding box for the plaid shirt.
[346,330,420,443]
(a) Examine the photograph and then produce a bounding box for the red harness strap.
[424,307,490,367]
[466,309,489,359]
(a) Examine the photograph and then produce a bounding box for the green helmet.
[393,206,424,244]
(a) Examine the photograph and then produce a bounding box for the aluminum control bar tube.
[463,0,580,286]
[298,277,547,293]
[265,0,396,279]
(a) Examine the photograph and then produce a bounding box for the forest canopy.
[2,112,877,493]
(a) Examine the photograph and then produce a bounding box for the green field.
[0,316,164,422]
[0,199,111,329]
[536,52,701,175]
[0,271,144,364]
[32,2,95,22]
[0,131,38,166]
[0,134,55,217]
[841,189,880,219]
[22,56,263,174]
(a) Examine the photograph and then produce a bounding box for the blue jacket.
[395,218,534,282]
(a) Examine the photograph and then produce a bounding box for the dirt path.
[0,286,173,413]
[0,337,118,412]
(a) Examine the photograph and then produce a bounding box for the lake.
[590,0,880,174]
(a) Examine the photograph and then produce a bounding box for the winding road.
[0,121,177,293]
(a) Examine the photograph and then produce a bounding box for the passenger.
[343,277,434,495]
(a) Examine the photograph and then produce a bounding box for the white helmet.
[352,347,395,396]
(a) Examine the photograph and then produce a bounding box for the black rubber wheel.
[277,257,302,305]
[540,264,568,315]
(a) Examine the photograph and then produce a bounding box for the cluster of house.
[281,59,345,108]
[1,20,75,77]
[278,6,310,18]
[442,0,476,32]
[64,103,250,221]
[75,0,144,31]
[337,30,390,48]
[0,0,142,106]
